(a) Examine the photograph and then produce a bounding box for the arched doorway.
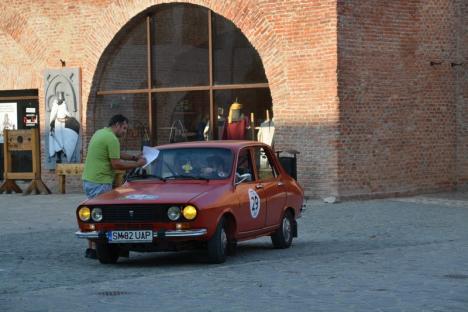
[91,3,273,151]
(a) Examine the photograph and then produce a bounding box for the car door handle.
[255,184,264,189]
[277,181,285,186]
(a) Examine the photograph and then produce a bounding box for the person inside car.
[201,155,227,179]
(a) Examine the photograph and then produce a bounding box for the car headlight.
[78,207,91,221]
[167,206,181,221]
[182,205,197,220]
[91,208,103,222]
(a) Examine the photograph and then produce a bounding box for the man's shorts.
[82,180,112,199]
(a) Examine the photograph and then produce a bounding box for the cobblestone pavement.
[0,192,467,311]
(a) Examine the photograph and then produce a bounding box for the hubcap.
[282,217,291,242]
[221,228,227,251]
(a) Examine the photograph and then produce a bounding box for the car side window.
[236,148,254,183]
[254,147,277,180]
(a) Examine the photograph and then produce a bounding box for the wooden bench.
[55,164,125,194]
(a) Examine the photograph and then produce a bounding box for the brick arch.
[0,34,39,89]
[0,30,41,89]
[84,0,288,135]
[0,11,47,88]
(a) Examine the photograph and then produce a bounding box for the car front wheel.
[271,211,294,249]
[96,242,120,264]
[207,218,227,264]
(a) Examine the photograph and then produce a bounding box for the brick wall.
[337,0,466,198]
[456,0,468,189]
[0,0,465,199]
[0,0,339,198]
[262,1,339,198]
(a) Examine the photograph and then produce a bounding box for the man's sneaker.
[85,248,97,259]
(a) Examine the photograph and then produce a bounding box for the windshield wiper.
[165,175,209,181]
[127,173,166,182]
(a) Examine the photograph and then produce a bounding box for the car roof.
[154,140,268,152]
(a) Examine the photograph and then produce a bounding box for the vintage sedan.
[75,141,304,264]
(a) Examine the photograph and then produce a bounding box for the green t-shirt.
[82,127,120,184]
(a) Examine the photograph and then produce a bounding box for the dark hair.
[207,155,224,168]
[108,114,129,127]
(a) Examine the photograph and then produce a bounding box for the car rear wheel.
[96,242,120,264]
[226,240,237,256]
[207,218,228,263]
[271,211,294,249]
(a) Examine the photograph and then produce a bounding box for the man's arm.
[110,157,146,170]
[120,152,142,161]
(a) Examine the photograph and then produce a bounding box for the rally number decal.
[248,189,260,219]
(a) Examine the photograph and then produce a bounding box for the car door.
[253,146,287,227]
[235,147,268,233]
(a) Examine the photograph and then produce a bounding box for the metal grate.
[98,205,172,222]
[97,291,131,296]
[444,274,468,279]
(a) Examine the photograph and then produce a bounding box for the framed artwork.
[44,68,81,169]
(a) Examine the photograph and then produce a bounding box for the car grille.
[98,205,172,222]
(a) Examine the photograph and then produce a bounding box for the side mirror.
[235,173,252,185]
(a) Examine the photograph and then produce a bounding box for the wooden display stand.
[0,129,51,195]
[56,163,125,194]
[56,163,84,194]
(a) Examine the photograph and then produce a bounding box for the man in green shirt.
[82,114,146,258]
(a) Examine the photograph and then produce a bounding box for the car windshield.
[145,147,233,180]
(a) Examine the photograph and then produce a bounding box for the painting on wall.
[0,102,18,144]
[44,68,81,169]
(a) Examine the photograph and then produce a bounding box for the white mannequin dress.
[48,99,79,162]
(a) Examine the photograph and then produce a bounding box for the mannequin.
[227,101,243,123]
[257,110,275,168]
[223,101,248,140]
[49,92,79,163]
[257,109,275,146]
[2,113,13,130]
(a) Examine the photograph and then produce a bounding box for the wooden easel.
[0,129,51,195]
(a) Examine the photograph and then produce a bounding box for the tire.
[271,211,294,249]
[207,218,228,263]
[227,240,237,256]
[96,242,120,264]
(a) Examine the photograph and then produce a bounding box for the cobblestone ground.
[0,193,467,311]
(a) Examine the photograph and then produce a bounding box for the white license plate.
[108,230,153,243]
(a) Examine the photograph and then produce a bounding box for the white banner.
[0,102,18,143]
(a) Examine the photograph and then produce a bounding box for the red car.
[75,141,304,264]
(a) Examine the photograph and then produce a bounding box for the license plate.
[108,230,153,243]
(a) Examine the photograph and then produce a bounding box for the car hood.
[83,181,225,205]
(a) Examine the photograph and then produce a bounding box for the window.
[94,3,272,149]
[212,13,267,85]
[94,94,148,151]
[236,148,254,183]
[152,91,209,144]
[98,21,148,91]
[254,147,277,180]
[151,5,209,87]
[147,147,233,180]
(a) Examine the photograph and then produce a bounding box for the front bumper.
[75,229,207,240]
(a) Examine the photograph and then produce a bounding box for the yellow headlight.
[78,207,91,221]
[182,205,197,220]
